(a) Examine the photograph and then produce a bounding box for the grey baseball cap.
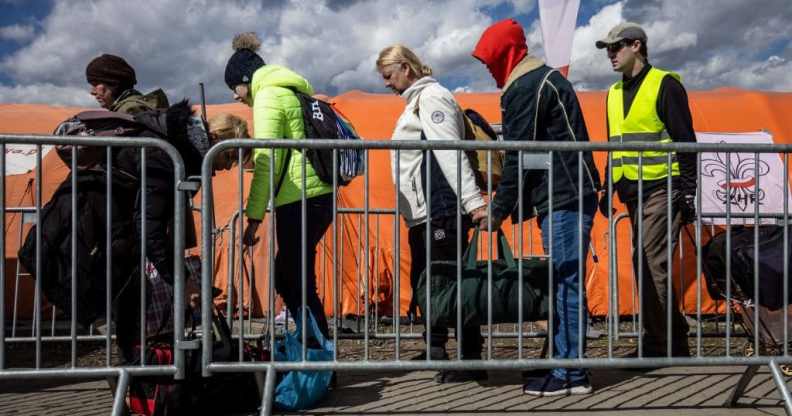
[595,22,647,49]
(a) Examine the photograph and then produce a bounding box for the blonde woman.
[208,113,253,171]
[376,44,487,383]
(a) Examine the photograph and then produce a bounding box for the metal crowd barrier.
[0,134,189,416]
[200,138,792,415]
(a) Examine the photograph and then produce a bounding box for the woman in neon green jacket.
[225,32,333,337]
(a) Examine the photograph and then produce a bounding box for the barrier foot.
[725,364,759,408]
[259,366,276,416]
[110,370,130,416]
[769,361,792,416]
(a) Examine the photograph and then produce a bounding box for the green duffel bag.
[415,229,550,328]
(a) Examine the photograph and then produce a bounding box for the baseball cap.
[595,22,647,49]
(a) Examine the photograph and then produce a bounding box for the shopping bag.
[273,308,334,410]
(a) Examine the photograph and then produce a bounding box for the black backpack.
[292,91,363,186]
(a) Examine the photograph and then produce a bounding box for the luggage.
[415,229,549,328]
[127,307,266,415]
[702,225,792,310]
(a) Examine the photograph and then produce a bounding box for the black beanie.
[224,49,265,89]
[224,32,266,90]
[85,54,137,90]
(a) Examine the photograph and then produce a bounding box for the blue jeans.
[538,197,596,382]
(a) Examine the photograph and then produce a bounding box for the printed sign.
[698,131,791,224]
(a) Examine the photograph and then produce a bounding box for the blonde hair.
[376,44,432,78]
[208,113,249,142]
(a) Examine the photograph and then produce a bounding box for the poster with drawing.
[698,131,792,224]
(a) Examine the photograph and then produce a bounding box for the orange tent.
[2,87,792,320]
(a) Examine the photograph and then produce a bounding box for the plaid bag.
[145,259,173,337]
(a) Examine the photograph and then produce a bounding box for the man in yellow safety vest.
[597,22,697,358]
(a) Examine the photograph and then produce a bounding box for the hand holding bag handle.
[465,228,517,270]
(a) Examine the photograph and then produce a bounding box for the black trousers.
[275,193,333,339]
[408,217,483,358]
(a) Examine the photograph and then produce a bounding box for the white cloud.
[0,24,35,42]
[0,0,790,106]
[0,83,93,106]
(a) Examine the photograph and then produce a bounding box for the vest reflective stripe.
[607,67,681,182]
[608,130,671,142]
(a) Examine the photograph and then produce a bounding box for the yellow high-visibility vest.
[607,67,681,183]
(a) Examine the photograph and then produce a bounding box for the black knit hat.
[85,54,137,90]
[224,32,265,90]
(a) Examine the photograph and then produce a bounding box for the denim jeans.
[538,196,596,382]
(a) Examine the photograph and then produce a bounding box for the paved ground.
[1,366,790,415]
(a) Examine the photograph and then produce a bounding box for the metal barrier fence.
[201,138,792,415]
[0,134,189,416]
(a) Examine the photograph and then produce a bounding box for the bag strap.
[465,228,516,269]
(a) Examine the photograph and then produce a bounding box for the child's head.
[208,113,251,171]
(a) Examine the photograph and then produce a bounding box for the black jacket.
[18,169,138,326]
[492,62,601,222]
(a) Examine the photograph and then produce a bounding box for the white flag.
[698,131,792,225]
[538,0,580,77]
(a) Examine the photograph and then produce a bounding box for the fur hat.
[85,54,137,90]
[224,32,266,90]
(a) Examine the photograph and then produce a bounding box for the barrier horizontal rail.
[200,138,792,415]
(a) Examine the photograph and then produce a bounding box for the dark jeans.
[625,188,689,356]
[409,217,483,358]
[275,193,333,339]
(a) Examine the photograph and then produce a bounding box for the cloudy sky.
[0,0,790,107]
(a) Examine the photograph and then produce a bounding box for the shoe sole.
[523,385,592,397]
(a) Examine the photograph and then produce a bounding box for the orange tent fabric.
[2,87,792,320]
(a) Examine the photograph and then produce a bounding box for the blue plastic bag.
[273,309,334,411]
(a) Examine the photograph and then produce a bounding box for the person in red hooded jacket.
[473,19,601,397]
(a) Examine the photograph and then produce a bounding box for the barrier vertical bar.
[269,147,277,355]
[607,151,614,358]
[517,150,524,359]
[425,149,432,361]
[637,154,643,358]
[696,152,703,356]
[70,146,77,367]
[201,144,215,377]
[666,153,673,358]
[0,142,5,369]
[784,152,789,356]
[753,154,760,357]
[487,150,493,359]
[548,151,554,359]
[725,153,732,356]
[34,144,42,368]
[106,148,113,366]
[456,150,462,360]
[364,150,370,359]
[139,148,147,359]
[238,148,245,360]
[110,370,130,416]
[332,149,339,361]
[394,150,401,360]
[578,152,584,359]
[301,149,307,362]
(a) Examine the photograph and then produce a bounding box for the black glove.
[598,191,615,218]
[677,190,697,224]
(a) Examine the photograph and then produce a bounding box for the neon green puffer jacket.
[245,65,332,220]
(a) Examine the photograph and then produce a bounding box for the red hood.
[472,19,528,89]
